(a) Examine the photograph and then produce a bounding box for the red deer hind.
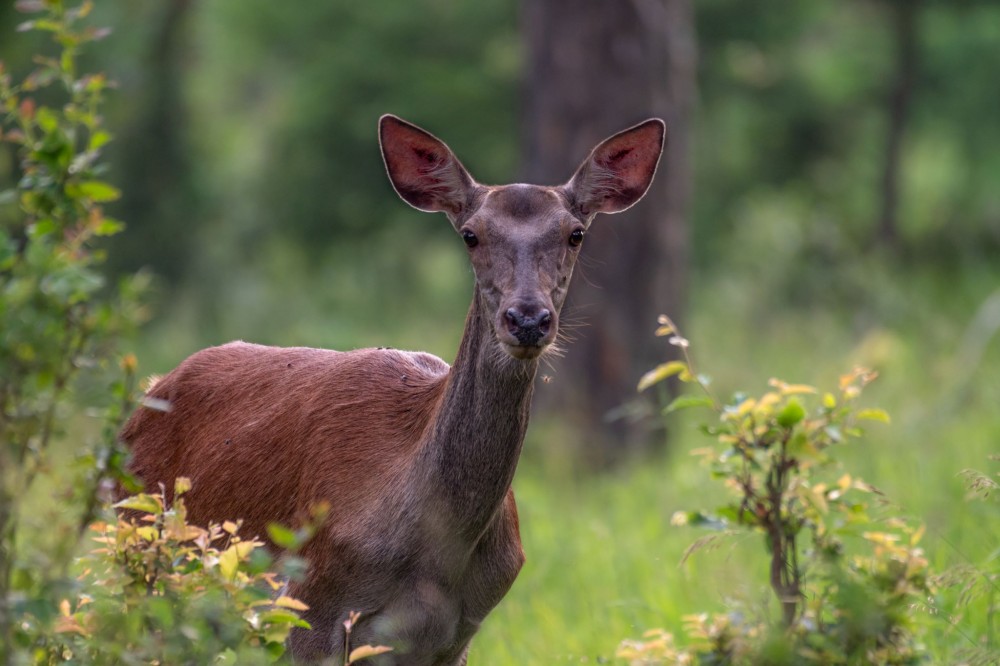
[120,115,665,664]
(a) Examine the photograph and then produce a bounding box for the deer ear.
[565,118,666,217]
[379,114,476,217]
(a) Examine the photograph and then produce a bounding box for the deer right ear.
[564,118,666,218]
[379,115,476,218]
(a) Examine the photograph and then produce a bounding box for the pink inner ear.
[383,125,447,181]
[595,128,662,183]
[571,120,664,215]
[596,146,645,185]
[380,116,471,214]
[412,147,444,169]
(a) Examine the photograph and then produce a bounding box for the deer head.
[380,115,665,360]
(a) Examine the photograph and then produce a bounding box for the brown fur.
[119,115,664,664]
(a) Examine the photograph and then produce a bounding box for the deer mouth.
[500,340,548,360]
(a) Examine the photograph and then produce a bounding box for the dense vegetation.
[1,0,997,664]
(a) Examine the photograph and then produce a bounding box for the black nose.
[504,307,552,346]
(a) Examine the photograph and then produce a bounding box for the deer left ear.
[564,118,666,218]
[379,114,476,218]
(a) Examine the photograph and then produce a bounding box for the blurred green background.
[2,0,998,661]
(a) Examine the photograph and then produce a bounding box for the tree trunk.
[878,0,919,248]
[108,0,195,281]
[522,0,696,464]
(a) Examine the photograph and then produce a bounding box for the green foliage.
[31,479,309,664]
[0,10,393,663]
[622,316,933,664]
[0,2,146,661]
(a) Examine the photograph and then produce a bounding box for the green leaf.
[265,642,287,661]
[94,217,125,236]
[662,394,714,414]
[35,106,58,132]
[113,493,162,515]
[259,609,311,627]
[267,523,298,549]
[637,360,687,391]
[776,399,805,428]
[215,649,238,666]
[28,218,57,238]
[88,129,111,151]
[76,180,121,202]
[856,408,890,424]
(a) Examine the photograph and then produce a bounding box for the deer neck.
[412,285,538,542]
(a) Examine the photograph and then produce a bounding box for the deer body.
[120,116,664,664]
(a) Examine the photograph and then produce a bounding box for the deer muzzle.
[498,303,555,359]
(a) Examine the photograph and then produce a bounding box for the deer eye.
[461,230,479,248]
[569,229,585,247]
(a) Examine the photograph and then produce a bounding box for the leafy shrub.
[34,479,309,665]
[619,316,933,665]
[1,1,145,659]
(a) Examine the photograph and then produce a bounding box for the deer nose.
[504,307,553,346]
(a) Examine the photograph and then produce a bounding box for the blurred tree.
[104,1,198,282]
[878,0,921,248]
[6,0,996,458]
[522,0,696,462]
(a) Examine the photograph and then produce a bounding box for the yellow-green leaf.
[637,361,688,392]
[219,541,257,580]
[215,648,238,665]
[89,129,111,151]
[136,526,159,541]
[259,609,311,628]
[349,645,394,663]
[856,408,890,424]
[94,217,125,236]
[174,477,192,495]
[77,180,121,202]
[776,399,805,428]
[267,523,297,548]
[113,494,162,515]
[275,595,309,611]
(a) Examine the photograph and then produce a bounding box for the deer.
[118,114,665,664]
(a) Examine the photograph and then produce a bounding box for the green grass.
[472,257,1000,664]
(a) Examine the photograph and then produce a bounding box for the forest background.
[1,0,998,663]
